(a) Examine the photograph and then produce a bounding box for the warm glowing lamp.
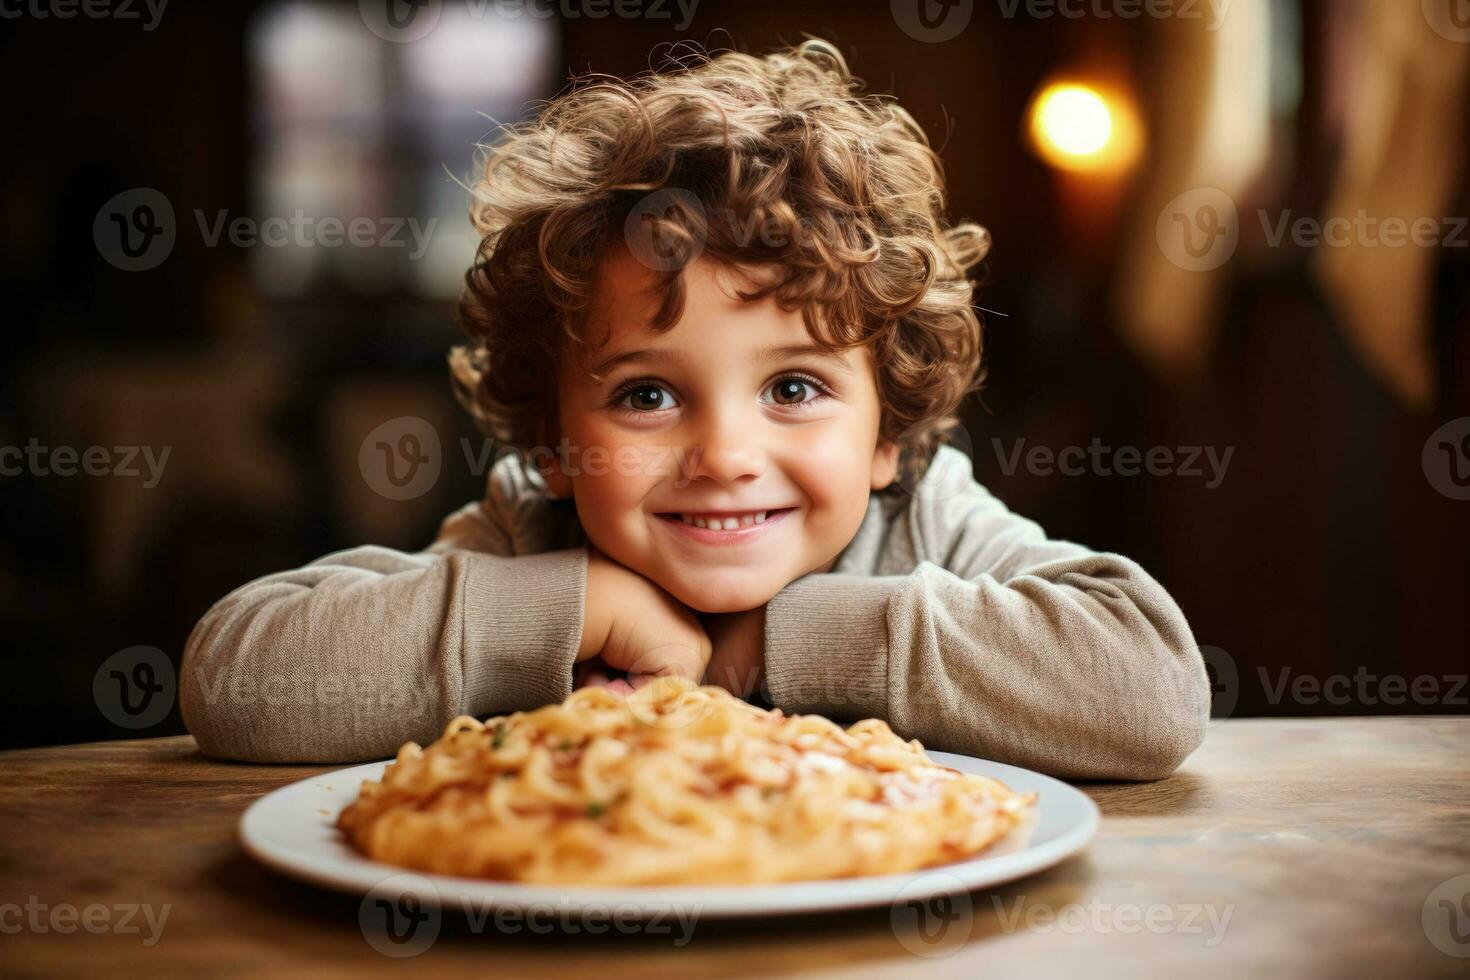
[1027,80,1141,175]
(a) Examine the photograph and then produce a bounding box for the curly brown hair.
[451,39,989,485]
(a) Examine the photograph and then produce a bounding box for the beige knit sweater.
[181,446,1209,778]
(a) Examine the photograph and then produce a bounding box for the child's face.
[544,250,899,613]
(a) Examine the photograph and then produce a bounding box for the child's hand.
[700,606,767,697]
[572,658,637,695]
[579,549,712,689]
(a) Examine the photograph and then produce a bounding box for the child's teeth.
[676,510,773,529]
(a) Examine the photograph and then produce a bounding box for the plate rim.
[239,750,1099,917]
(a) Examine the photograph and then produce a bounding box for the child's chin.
[666,577,779,615]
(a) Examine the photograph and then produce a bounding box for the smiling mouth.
[655,508,797,531]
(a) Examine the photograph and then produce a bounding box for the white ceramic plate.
[240,751,1098,918]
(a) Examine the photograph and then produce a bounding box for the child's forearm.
[180,546,587,762]
[762,553,1209,781]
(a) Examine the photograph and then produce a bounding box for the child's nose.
[686,404,766,485]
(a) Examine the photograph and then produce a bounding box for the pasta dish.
[337,679,1035,885]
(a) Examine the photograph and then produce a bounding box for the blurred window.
[249,2,557,299]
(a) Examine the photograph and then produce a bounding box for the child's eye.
[609,374,829,414]
[762,374,830,407]
[613,381,679,413]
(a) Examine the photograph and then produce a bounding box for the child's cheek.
[786,429,875,511]
[567,438,666,557]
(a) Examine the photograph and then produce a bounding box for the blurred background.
[2,0,1467,749]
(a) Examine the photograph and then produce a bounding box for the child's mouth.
[654,507,796,542]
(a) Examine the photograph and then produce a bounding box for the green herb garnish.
[586,802,605,818]
[491,723,507,749]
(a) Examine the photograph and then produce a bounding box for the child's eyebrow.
[589,343,852,378]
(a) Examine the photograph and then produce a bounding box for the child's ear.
[870,439,900,490]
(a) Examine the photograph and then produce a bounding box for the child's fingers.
[575,660,614,689]
[622,643,709,683]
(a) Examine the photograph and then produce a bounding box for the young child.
[181,40,1208,778]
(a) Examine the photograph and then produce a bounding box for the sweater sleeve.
[181,491,585,763]
[762,458,1209,781]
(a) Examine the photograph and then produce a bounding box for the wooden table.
[2,718,1467,977]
